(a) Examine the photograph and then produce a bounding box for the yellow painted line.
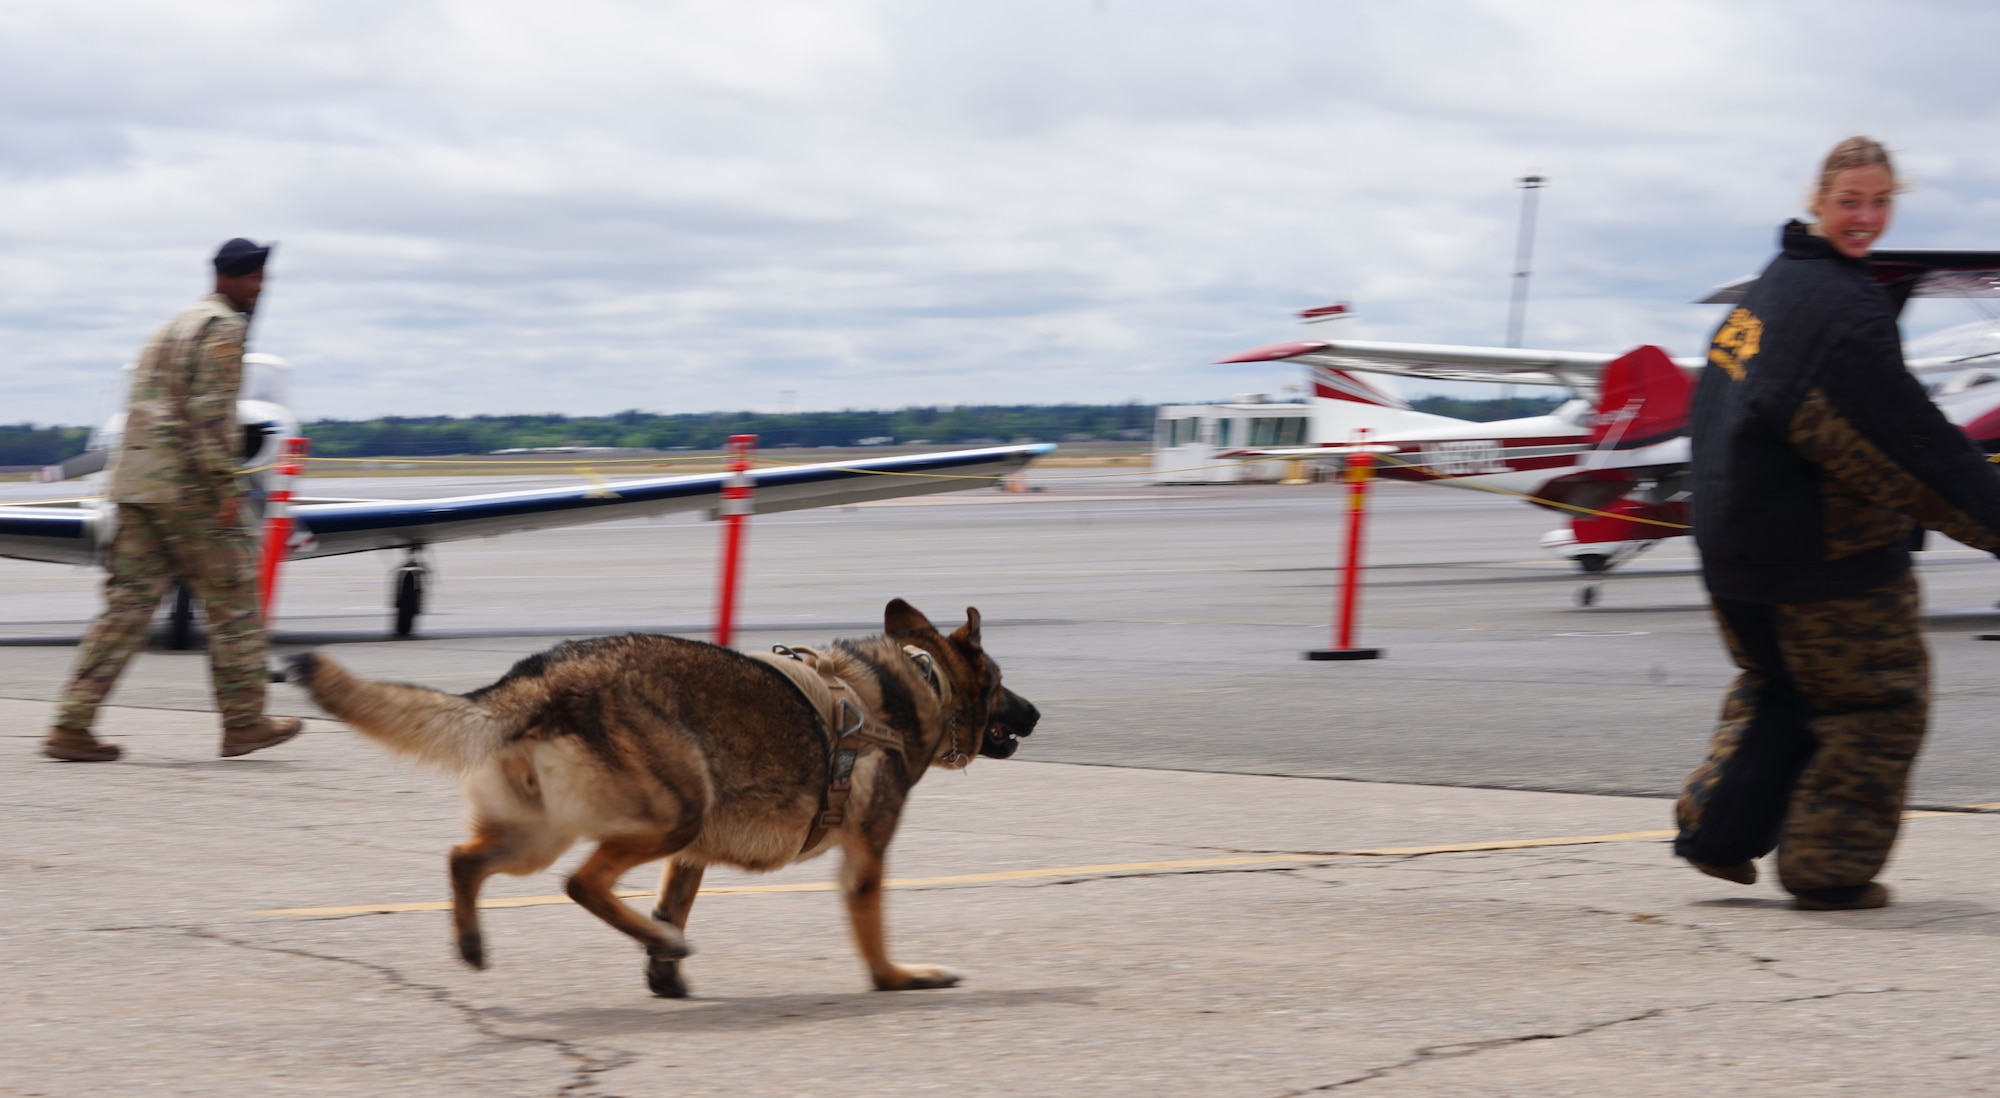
[1346,829,1678,856]
[253,808,2000,918]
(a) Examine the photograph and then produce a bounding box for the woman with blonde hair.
[1674,137,2000,910]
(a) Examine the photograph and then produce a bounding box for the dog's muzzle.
[980,687,1040,759]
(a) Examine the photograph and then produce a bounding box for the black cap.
[213,238,273,277]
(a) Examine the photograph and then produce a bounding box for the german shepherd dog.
[288,600,1038,998]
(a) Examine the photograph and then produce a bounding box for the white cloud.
[3,0,1998,423]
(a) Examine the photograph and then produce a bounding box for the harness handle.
[902,645,940,692]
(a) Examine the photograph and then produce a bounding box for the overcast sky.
[4,0,1999,424]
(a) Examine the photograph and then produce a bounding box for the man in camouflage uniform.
[44,239,303,762]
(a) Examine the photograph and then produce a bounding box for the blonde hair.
[1809,136,1898,213]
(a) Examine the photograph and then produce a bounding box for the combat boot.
[1793,883,1891,911]
[1686,857,1757,885]
[220,716,304,758]
[43,726,122,762]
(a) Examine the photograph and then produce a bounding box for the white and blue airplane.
[1,354,1051,642]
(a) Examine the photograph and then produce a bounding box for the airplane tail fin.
[1590,345,1690,449]
[36,449,108,483]
[1312,365,1410,410]
[1310,365,1465,439]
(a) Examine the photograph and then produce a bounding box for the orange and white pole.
[258,437,308,622]
[1307,429,1383,661]
[713,434,757,648]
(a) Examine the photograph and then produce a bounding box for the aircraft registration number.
[1419,439,1509,476]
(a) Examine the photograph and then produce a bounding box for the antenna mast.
[1506,174,1545,348]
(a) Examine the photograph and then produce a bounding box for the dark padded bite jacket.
[1690,221,2000,603]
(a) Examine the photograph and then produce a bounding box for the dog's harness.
[753,644,948,856]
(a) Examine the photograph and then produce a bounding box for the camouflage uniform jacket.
[107,293,247,508]
[1690,221,2000,603]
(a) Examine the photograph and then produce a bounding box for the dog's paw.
[457,932,486,970]
[646,956,690,999]
[875,964,961,991]
[647,928,692,961]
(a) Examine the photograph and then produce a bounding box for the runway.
[8,475,2000,803]
[14,476,2000,1094]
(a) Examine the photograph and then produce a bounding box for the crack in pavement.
[1668,917,1806,981]
[1275,986,1933,1094]
[1572,907,1809,982]
[168,926,638,1097]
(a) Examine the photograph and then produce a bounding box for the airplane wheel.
[168,583,197,650]
[394,566,425,638]
[1578,584,1600,608]
[1577,554,1611,574]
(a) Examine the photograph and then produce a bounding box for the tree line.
[300,405,1158,456]
[0,396,1561,464]
[0,425,92,466]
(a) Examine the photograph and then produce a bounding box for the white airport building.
[1150,395,1312,484]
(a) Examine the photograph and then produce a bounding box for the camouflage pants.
[55,502,266,732]
[1673,572,1926,901]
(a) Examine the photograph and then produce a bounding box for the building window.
[1159,416,1204,447]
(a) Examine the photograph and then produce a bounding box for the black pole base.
[1305,648,1383,661]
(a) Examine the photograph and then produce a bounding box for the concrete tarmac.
[7,477,2000,1094]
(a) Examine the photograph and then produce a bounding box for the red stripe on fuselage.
[1384,436,1586,449]
[1375,453,1580,482]
[1314,380,1383,403]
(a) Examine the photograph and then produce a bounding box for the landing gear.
[1542,530,1661,577]
[392,552,429,638]
[1568,542,1664,609]
[168,583,197,650]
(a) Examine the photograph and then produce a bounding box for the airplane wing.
[0,443,1054,567]
[1218,339,1703,397]
[1699,249,2000,308]
[0,505,93,566]
[292,443,1053,559]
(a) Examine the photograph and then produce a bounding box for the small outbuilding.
[1150,396,1311,484]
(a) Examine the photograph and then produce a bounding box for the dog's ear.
[885,598,935,635]
[951,606,982,647]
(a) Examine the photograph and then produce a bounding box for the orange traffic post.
[1307,429,1383,661]
[257,437,309,623]
[713,434,757,648]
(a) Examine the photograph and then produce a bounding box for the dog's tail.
[287,651,511,772]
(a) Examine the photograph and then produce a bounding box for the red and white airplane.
[1219,253,2000,574]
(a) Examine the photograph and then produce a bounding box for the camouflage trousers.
[55,502,266,732]
[1673,572,1926,901]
